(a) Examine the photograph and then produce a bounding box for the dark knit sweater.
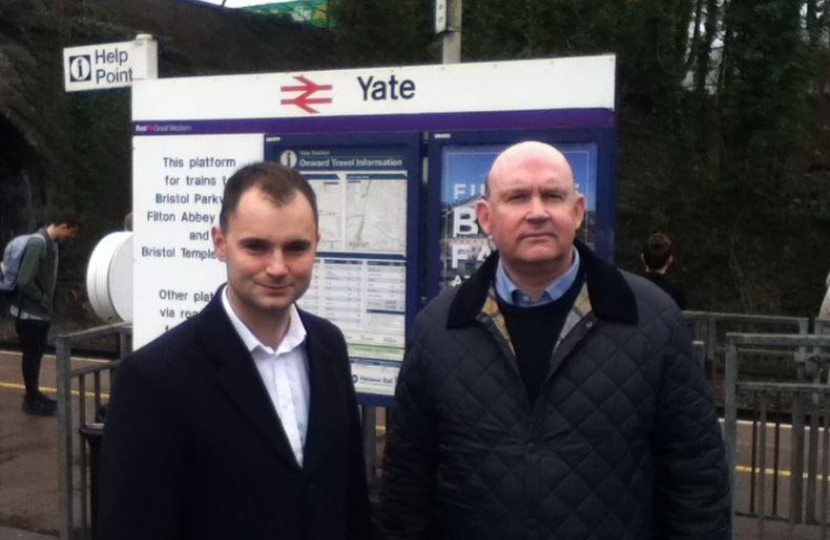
[497,270,585,404]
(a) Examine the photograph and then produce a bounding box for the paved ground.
[0,348,825,540]
[0,525,55,540]
[0,349,112,538]
[0,350,62,536]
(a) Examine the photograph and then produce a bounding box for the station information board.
[265,133,421,398]
[131,55,616,404]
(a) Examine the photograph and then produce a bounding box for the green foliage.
[331,0,829,315]
[702,0,813,312]
[329,0,434,64]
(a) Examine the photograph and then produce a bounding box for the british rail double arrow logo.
[280,75,333,114]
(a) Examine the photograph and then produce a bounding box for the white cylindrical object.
[86,232,134,323]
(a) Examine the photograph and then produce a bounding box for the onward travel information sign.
[131,56,616,398]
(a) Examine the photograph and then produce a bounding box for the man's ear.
[211,226,227,262]
[476,199,491,235]
[572,194,586,230]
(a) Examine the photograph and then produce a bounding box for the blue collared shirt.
[495,247,581,307]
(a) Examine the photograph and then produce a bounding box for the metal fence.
[724,333,830,540]
[685,311,810,391]
[55,324,129,540]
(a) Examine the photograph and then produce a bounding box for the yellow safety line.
[0,381,109,400]
[737,465,792,477]
[734,464,830,481]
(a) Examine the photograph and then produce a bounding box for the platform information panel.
[131,56,616,404]
[132,134,263,348]
[265,133,421,400]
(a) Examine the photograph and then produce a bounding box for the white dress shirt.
[221,287,311,466]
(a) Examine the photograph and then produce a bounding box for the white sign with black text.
[64,35,157,92]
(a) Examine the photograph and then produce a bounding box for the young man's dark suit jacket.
[99,288,371,540]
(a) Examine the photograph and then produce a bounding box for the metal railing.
[55,323,130,540]
[685,311,810,387]
[724,333,830,539]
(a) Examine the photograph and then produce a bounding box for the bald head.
[486,141,576,197]
[476,140,585,296]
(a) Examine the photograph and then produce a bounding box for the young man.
[100,162,371,540]
[641,232,688,309]
[11,213,80,416]
[379,142,730,540]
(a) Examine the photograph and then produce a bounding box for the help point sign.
[63,34,157,92]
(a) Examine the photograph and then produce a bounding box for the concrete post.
[441,0,462,64]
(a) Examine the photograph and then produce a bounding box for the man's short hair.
[49,208,82,229]
[642,233,673,270]
[219,162,318,231]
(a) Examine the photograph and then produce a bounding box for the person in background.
[819,269,830,320]
[12,212,81,416]
[641,232,688,310]
[99,162,371,540]
[378,141,730,540]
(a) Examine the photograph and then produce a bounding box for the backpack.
[0,233,44,315]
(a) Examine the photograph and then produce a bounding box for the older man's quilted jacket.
[378,243,730,540]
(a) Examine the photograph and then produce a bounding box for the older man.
[378,141,730,540]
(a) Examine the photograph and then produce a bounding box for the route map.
[275,144,412,396]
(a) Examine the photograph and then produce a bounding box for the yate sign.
[132,55,615,122]
[64,36,157,92]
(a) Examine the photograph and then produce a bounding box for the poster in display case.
[265,132,421,404]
